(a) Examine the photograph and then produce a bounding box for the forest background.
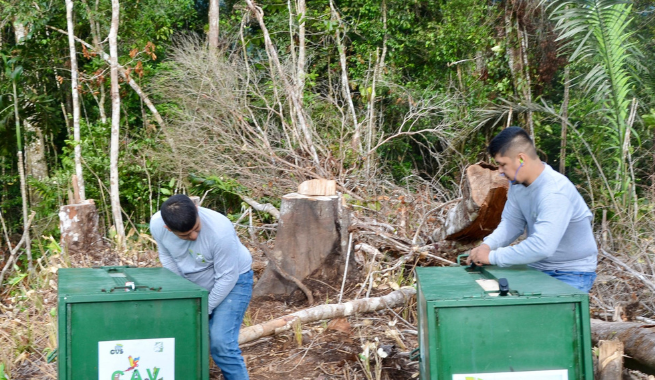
[1,0,655,376]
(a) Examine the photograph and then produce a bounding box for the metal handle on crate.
[409,347,420,361]
[457,253,469,266]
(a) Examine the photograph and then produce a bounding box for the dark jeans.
[208,269,253,380]
[541,270,596,293]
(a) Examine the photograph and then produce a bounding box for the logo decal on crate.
[453,369,568,380]
[99,338,175,379]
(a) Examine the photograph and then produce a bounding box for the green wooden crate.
[415,265,594,380]
[57,266,209,380]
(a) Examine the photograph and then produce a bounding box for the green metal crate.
[415,265,594,380]
[57,266,209,380]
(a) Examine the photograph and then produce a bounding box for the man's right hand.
[466,244,491,266]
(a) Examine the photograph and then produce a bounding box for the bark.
[208,0,219,52]
[296,0,306,97]
[591,319,655,371]
[24,119,48,182]
[109,0,125,249]
[253,193,353,298]
[518,24,534,140]
[597,340,623,380]
[81,0,107,123]
[59,200,106,255]
[239,287,415,344]
[434,162,509,241]
[16,152,32,272]
[559,66,570,174]
[66,0,86,200]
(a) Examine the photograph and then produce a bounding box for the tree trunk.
[81,0,107,123]
[433,162,509,242]
[208,0,219,52]
[239,287,415,344]
[296,0,306,98]
[59,200,106,255]
[559,66,570,174]
[253,193,352,299]
[24,119,48,181]
[109,0,125,249]
[244,0,321,171]
[329,1,360,153]
[66,0,86,200]
[591,319,655,371]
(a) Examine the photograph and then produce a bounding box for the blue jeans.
[209,269,253,380]
[541,270,596,293]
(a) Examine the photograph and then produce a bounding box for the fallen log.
[238,286,416,344]
[591,319,655,371]
[433,162,508,241]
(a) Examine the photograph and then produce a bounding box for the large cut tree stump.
[59,199,105,254]
[253,193,352,298]
[433,162,509,242]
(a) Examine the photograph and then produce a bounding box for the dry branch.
[0,211,36,287]
[241,195,280,220]
[238,286,416,344]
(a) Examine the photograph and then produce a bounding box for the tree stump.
[433,162,509,242]
[597,340,624,380]
[59,199,105,254]
[253,193,352,298]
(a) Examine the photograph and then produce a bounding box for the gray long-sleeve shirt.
[484,163,597,272]
[150,207,252,312]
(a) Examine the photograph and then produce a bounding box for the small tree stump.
[253,193,352,298]
[597,340,624,380]
[434,162,509,241]
[59,199,105,254]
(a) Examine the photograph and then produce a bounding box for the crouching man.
[467,127,597,292]
[150,194,253,379]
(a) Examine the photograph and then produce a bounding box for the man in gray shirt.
[467,127,597,292]
[150,194,253,379]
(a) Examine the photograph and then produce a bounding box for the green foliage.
[551,0,641,194]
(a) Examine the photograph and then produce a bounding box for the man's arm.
[483,192,526,250]
[467,191,526,265]
[156,241,183,276]
[207,233,241,313]
[489,194,573,267]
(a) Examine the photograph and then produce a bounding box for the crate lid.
[58,266,207,300]
[415,265,586,300]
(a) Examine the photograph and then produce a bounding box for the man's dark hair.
[488,126,537,158]
[161,194,198,232]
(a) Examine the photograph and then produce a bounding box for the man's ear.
[164,225,171,232]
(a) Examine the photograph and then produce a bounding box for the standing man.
[467,127,598,292]
[150,194,252,379]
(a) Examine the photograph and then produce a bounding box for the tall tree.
[66,0,85,200]
[208,0,219,52]
[12,21,32,272]
[109,0,125,248]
